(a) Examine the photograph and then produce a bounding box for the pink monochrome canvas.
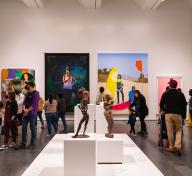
[157,76,182,112]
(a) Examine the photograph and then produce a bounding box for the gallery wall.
[0,0,192,119]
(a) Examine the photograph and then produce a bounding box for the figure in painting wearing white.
[63,66,76,102]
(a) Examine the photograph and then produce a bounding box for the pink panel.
[157,77,182,112]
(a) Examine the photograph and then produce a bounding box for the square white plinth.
[96,105,108,134]
[64,135,97,176]
[74,104,95,134]
[97,134,123,164]
[22,134,164,176]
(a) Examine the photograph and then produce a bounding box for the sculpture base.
[72,134,90,138]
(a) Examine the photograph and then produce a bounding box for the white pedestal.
[64,134,97,176]
[97,134,123,164]
[74,104,95,134]
[96,105,108,134]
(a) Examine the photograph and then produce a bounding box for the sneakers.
[9,142,17,148]
[0,145,8,151]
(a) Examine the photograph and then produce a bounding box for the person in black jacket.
[130,90,149,135]
[1,92,18,149]
[160,79,187,154]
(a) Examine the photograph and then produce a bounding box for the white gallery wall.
[0,0,192,119]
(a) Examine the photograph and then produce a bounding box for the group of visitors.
[0,81,68,150]
[96,86,149,136]
[0,77,191,156]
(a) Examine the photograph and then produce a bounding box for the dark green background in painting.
[45,53,89,113]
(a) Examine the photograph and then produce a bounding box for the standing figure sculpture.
[73,88,89,138]
[104,94,114,138]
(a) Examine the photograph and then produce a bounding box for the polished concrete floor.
[0,120,192,176]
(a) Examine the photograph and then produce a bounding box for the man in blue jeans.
[17,81,40,149]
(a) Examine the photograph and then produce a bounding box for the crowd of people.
[0,78,191,156]
[0,81,67,150]
[97,78,192,156]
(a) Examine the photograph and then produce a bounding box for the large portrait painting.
[98,53,148,115]
[45,53,89,113]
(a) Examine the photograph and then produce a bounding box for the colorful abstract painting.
[98,53,148,115]
[1,69,35,102]
[45,53,89,113]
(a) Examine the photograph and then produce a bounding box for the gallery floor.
[0,121,192,176]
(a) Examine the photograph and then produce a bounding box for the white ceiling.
[1,0,192,10]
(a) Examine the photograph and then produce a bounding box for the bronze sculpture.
[104,94,114,138]
[73,88,89,138]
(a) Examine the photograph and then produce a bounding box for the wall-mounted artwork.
[98,53,148,115]
[1,69,35,101]
[157,76,182,113]
[45,53,89,113]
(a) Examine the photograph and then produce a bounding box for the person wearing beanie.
[160,79,187,155]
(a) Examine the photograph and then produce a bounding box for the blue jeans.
[22,115,37,145]
[45,113,58,135]
[58,113,68,132]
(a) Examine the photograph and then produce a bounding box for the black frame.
[45,53,90,114]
